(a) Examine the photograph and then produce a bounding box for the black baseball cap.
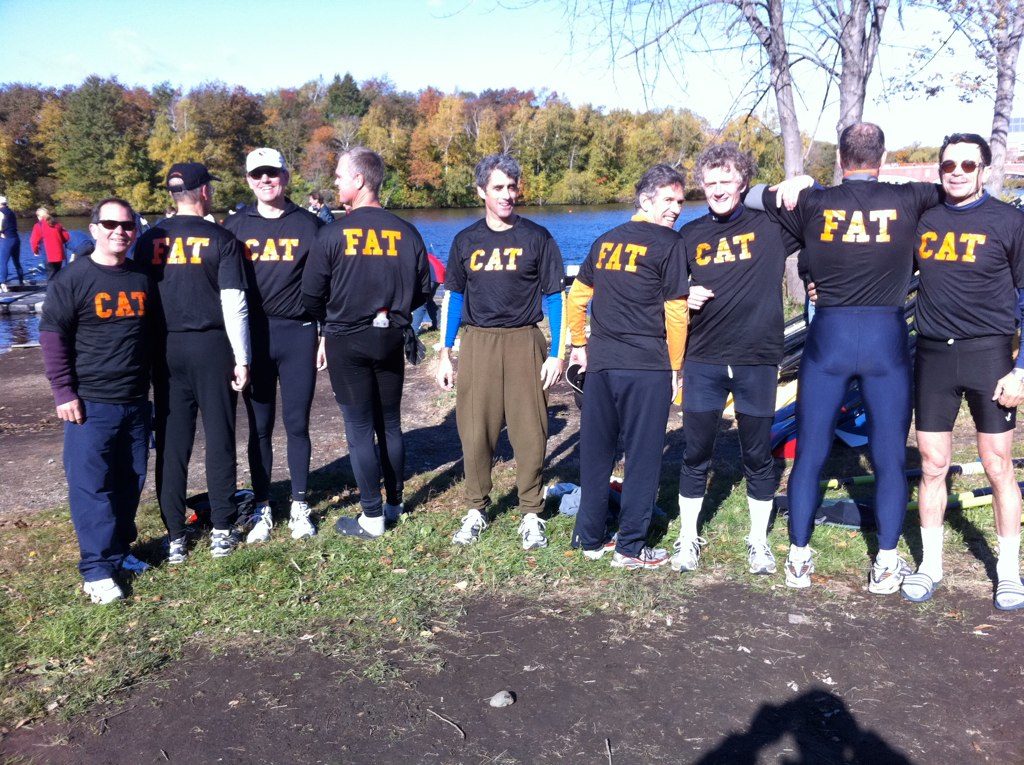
[166,162,220,191]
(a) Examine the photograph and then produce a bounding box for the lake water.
[0,202,709,353]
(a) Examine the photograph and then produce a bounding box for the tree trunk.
[831,0,889,182]
[987,13,1024,197]
[741,0,805,176]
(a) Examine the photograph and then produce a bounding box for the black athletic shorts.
[914,335,1016,433]
[682,360,777,417]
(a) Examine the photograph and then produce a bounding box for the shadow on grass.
[695,689,912,764]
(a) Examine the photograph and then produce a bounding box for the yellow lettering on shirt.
[261,238,279,261]
[343,228,362,255]
[244,238,260,260]
[734,232,755,260]
[713,237,735,264]
[380,229,401,255]
[841,211,870,243]
[604,243,622,271]
[821,210,846,242]
[919,231,937,259]
[484,249,503,271]
[960,233,986,263]
[167,237,187,265]
[185,237,207,264]
[596,242,613,269]
[935,232,958,261]
[870,210,897,242]
[694,242,711,266]
[469,249,484,271]
[279,239,298,261]
[624,244,646,272]
[364,229,383,256]
[505,248,521,270]
[921,231,988,263]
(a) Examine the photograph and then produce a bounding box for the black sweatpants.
[326,327,405,518]
[244,316,318,503]
[573,369,672,558]
[154,329,239,538]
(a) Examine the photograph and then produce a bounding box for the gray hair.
[695,143,757,188]
[169,186,205,205]
[474,154,522,189]
[634,164,686,209]
[341,146,385,197]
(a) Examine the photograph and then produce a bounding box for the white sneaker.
[745,538,777,575]
[384,502,404,525]
[452,509,487,545]
[167,535,188,565]
[785,551,815,588]
[288,500,317,539]
[246,503,273,543]
[868,555,912,595]
[670,535,707,573]
[83,578,124,604]
[517,513,548,550]
[610,546,670,570]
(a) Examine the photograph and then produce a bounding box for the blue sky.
[0,0,1013,149]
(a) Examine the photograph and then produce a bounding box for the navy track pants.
[64,400,149,581]
[786,306,911,549]
[574,369,671,558]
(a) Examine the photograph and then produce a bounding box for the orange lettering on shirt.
[131,291,147,315]
[115,292,135,317]
[94,292,113,319]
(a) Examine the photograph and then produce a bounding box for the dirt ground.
[4,583,1023,764]
[4,348,1024,763]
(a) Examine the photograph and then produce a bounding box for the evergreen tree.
[325,74,369,120]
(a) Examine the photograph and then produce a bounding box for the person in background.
[0,196,23,291]
[308,191,335,224]
[39,197,154,604]
[31,206,70,281]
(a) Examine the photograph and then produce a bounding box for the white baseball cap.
[245,148,286,174]
[0,196,7,205]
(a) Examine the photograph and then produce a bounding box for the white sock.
[789,544,810,563]
[997,533,1021,581]
[358,513,385,536]
[918,526,944,581]
[875,547,898,570]
[677,495,703,539]
[747,497,773,544]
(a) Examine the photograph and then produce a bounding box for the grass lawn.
[2,388,1017,736]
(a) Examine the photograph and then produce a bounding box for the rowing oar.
[906,480,1024,513]
[820,457,1024,490]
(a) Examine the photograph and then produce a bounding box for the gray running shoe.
[745,538,777,575]
[670,535,707,573]
[167,536,188,565]
[868,555,912,595]
[517,513,548,550]
[452,509,487,545]
[210,528,241,558]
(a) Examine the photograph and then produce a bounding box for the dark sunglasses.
[248,167,283,180]
[97,219,136,231]
[939,159,982,174]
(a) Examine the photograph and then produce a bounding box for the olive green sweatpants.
[456,325,549,513]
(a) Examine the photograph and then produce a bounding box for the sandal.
[900,572,941,603]
[994,578,1024,611]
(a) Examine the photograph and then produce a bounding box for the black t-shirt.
[135,214,247,332]
[222,200,322,321]
[763,179,940,307]
[444,216,565,327]
[301,206,431,335]
[681,206,800,364]
[915,194,1024,340]
[39,257,153,403]
[576,218,688,372]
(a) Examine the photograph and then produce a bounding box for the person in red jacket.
[30,207,70,281]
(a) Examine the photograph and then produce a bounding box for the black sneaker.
[210,528,241,558]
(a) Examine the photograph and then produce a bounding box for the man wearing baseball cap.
[223,148,324,542]
[136,162,251,563]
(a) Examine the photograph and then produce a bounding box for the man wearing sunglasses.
[39,198,155,603]
[222,148,324,543]
[136,162,251,563]
[902,133,1024,610]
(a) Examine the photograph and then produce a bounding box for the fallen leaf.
[454,580,469,590]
